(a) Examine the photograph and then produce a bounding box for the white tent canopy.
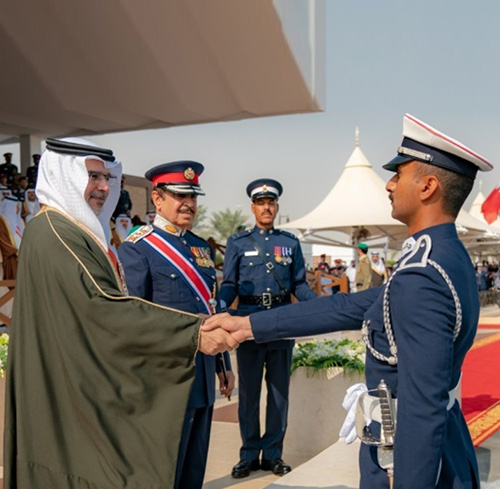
[281,135,405,247]
[281,133,500,251]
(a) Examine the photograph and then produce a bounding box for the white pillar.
[19,135,43,175]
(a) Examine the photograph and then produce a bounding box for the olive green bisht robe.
[4,209,202,488]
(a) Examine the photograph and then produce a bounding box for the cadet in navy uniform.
[220,179,317,478]
[206,114,493,489]
[118,161,235,489]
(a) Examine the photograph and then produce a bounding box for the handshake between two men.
[198,313,253,355]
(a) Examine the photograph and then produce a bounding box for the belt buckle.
[262,292,272,307]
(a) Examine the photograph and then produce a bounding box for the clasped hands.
[198,313,253,355]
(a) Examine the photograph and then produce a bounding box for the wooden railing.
[0,280,15,327]
[209,237,349,297]
[306,270,349,296]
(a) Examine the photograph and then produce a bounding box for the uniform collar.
[253,225,276,236]
[402,222,458,256]
[153,214,185,237]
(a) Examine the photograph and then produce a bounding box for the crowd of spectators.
[475,260,500,291]
[314,251,390,294]
[0,152,42,266]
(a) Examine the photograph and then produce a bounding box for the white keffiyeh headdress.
[36,137,122,249]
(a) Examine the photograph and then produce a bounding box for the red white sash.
[143,232,212,313]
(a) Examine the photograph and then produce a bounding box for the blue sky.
[5,0,500,224]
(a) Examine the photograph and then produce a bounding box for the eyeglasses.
[88,171,117,186]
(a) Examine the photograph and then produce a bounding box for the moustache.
[179,206,195,215]
[90,191,107,200]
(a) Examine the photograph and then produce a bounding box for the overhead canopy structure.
[282,132,500,251]
[0,0,324,142]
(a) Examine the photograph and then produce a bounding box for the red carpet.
[478,323,500,330]
[462,332,500,446]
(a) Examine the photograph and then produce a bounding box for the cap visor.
[382,154,415,172]
[165,184,205,196]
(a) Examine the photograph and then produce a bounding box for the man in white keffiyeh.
[4,137,236,489]
[36,137,122,249]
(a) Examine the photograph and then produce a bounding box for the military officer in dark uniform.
[220,178,317,478]
[26,153,41,187]
[205,114,493,489]
[118,161,235,489]
[0,153,18,186]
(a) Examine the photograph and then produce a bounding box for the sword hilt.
[378,379,395,446]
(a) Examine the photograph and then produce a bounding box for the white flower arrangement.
[291,338,366,375]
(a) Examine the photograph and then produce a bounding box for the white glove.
[339,383,368,444]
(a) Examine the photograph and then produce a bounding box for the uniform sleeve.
[250,287,381,341]
[118,242,153,301]
[290,240,317,301]
[390,267,455,488]
[219,237,239,308]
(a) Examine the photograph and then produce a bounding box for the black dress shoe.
[231,459,260,478]
[261,458,292,476]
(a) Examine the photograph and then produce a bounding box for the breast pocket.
[154,268,184,304]
[240,255,265,280]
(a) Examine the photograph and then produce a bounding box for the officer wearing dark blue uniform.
[220,178,317,478]
[0,152,18,186]
[205,114,493,489]
[118,161,234,489]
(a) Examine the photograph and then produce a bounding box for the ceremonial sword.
[209,285,230,402]
[378,379,396,489]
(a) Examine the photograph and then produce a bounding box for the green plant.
[291,338,365,374]
[0,333,8,377]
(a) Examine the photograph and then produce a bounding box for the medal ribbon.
[143,232,211,313]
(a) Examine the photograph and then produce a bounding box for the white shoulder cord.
[361,235,463,365]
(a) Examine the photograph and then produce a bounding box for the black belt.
[239,293,291,307]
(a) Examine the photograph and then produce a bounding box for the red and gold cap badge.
[184,167,195,181]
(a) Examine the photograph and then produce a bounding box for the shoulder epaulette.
[279,229,298,240]
[232,229,252,240]
[125,225,153,243]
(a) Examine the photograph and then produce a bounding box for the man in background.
[220,178,316,478]
[112,175,133,219]
[355,242,372,291]
[370,251,387,287]
[316,253,330,273]
[26,153,41,187]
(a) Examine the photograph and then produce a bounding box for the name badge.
[244,250,259,257]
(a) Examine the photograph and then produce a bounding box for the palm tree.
[209,208,249,243]
[191,204,210,237]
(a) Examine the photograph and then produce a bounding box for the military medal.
[191,246,214,268]
[275,246,292,265]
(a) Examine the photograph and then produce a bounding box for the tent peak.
[345,145,372,169]
[355,126,360,147]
